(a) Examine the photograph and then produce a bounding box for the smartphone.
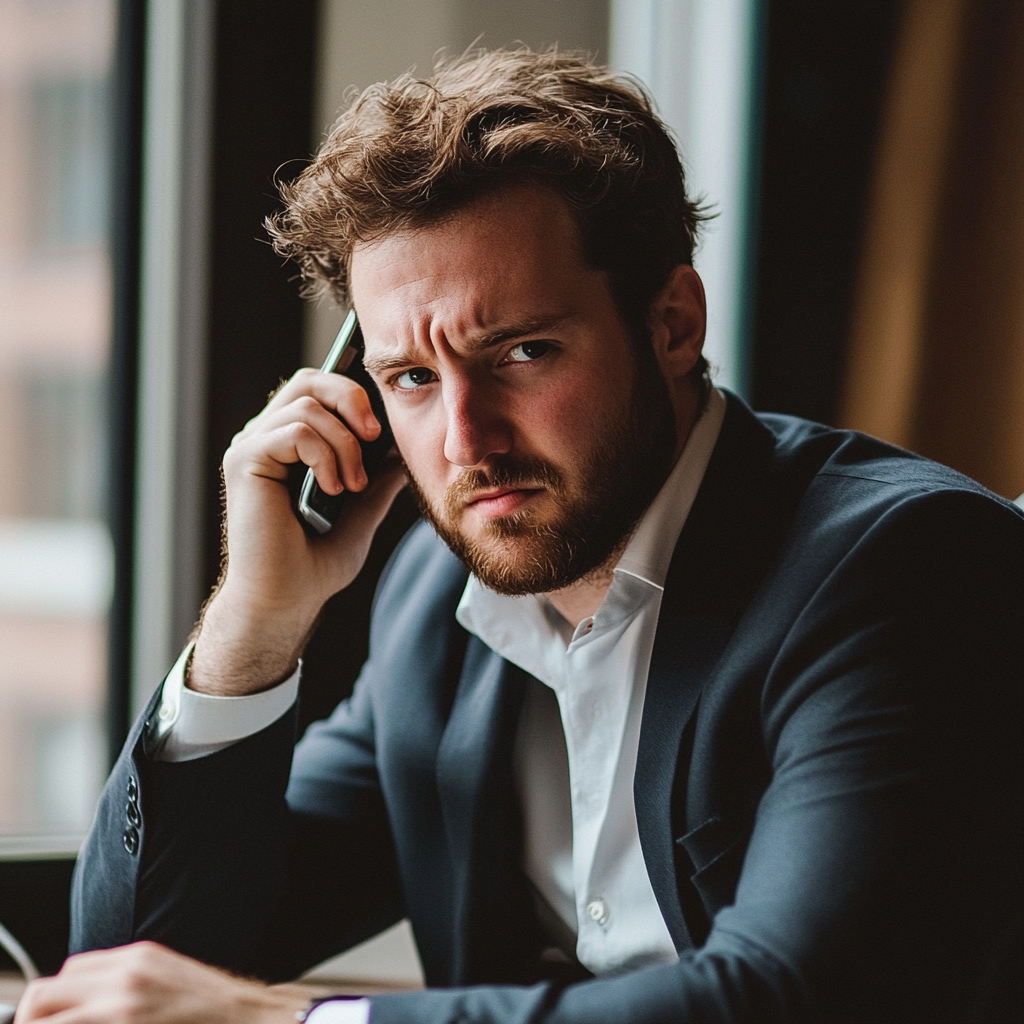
[297,310,394,534]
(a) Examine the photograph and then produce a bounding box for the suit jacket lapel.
[635,393,780,951]
[436,641,540,984]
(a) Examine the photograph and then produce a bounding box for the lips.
[464,486,541,517]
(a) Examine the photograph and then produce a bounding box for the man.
[17,50,1022,1024]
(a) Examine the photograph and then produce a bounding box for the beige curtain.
[840,0,1024,500]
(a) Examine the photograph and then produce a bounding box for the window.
[31,77,111,249]
[0,0,116,844]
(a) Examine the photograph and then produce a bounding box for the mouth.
[463,486,543,518]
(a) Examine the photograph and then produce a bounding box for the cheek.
[519,367,629,455]
[390,407,448,487]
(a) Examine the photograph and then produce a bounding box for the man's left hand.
[14,942,305,1023]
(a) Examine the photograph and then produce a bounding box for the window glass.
[0,0,115,841]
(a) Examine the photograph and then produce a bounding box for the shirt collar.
[613,386,726,588]
[456,387,727,643]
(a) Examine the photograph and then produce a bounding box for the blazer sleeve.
[362,489,1023,1024]
[68,522,434,977]
[69,661,404,977]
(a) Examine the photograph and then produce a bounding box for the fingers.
[227,378,383,496]
[248,368,381,440]
[15,945,157,1022]
[14,942,290,1024]
[252,398,369,493]
[16,979,88,1022]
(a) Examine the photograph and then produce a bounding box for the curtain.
[839,0,1024,500]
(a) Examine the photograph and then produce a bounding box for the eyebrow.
[362,313,570,376]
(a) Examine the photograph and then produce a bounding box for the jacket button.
[127,776,138,801]
[126,801,141,828]
[123,827,139,855]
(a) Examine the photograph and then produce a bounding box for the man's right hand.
[189,367,406,697]
[13,942,309,1023]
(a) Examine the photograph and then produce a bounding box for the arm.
[71,366,408,967]
[71,665,404,976]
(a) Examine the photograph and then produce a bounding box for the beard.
[405,345,678,595]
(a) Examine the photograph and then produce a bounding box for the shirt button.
[158,701,175,722]
[586,898,609,925]
[582,620,593,635]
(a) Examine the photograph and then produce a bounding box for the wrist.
[231,985,318,1024]
[189,587,318,696]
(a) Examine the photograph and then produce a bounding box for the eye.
[505,340,552,363]
[394,367,436,389]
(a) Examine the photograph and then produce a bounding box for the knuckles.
[293,394,325,417]
[282,420,321,448]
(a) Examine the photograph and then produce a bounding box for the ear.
[648,264,707,380]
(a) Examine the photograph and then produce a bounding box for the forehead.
[349,185,601,346]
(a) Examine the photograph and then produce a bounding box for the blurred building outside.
[0,0,114,841]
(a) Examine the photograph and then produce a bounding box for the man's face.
[352,184,676,594]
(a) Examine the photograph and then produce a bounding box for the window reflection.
[0,0,114,839]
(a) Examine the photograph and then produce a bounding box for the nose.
[441,373,512,468]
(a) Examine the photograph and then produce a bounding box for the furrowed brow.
[471,314,569,351]
[362,314,570,377]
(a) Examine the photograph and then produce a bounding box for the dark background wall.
[749,0,902,425]
[202,1,319,594]
[453,0,609,56]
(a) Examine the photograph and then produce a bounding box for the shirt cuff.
[149,641,300,762]
[303,998,371,1024]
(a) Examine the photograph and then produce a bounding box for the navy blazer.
[72,395,1023,1023]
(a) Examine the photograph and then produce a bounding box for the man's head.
[270,50,709,594]
[270,48,708,384]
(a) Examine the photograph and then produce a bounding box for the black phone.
[297,310,394,534]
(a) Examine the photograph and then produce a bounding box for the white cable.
[0,920,39,982]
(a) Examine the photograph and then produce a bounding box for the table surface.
[0,974,24,1002]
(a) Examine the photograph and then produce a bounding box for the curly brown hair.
[268,48,708,374]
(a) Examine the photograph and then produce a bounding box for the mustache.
[444,455,564,511]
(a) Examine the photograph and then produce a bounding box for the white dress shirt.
[154,388,726,979]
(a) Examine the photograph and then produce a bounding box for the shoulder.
[745,400,1024,541]
[743,411,1023,695]
[691,396,1024,647]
